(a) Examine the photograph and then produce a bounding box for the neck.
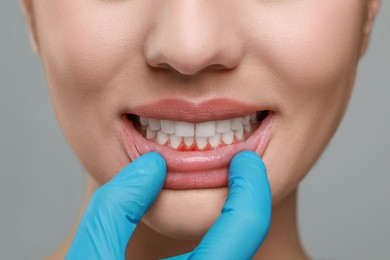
[47,176,308,260]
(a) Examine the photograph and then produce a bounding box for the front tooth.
[196,136,208,149]
[161,120,175,134]
[184,136,194,146]
[157,131,168,145]
[250,113,257,124]
[222,131,234,145]
[208,134,221,148]
[216,120,231,134]
[175,122,194,137]
[146,127,157,139]
[235,128,244,140]
[231,117,243,131]
[170,134,182,149]
[196,121,216,137]
[244,124,251,132]
[140,116,149,126]
[149,119,161,131]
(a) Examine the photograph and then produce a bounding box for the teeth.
[157,131,168,145]
[175,122,195,137]
[140,116,149,126]
[196,136,208,150]
[196,121,216,137]
[208,134,221,148]
[184,136,194,146]
[146,127,157,139]
[139,111,264,149]
[161,120,175,134]
[149,119,161,131]
[216,119,231,134]
[169,134,182,149]
[222,131,234,145]
[244,124,251,132]
[250,113,257,124]
[231,118,243,131]
[235,128,244,140]
[242,115,250,126]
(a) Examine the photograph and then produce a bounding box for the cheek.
[250,1,364,93]
[244,2,365,202]
[34,2,152,184]
[37,2,148,94]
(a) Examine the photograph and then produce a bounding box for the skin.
[21,0,380,259]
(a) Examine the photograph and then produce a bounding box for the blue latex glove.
[66,151,272,260]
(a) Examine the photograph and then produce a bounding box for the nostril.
[156,63,173,70]
[155,63,228,72]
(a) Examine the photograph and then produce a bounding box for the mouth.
[127,110,269,151]
[121,98,274,190]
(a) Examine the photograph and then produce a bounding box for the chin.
[142,188,229,240]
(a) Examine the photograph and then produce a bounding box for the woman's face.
[24,0,378,239]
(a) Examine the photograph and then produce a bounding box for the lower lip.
[121,113,274,190]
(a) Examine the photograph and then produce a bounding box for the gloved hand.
[66,151,272,260]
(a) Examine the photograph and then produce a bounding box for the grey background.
[0,1,389,259]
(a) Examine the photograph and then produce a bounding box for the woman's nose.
[144,1,243,76]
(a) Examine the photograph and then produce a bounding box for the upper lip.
[125,98,268,122]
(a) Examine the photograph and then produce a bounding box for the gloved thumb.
[165,151,272,260]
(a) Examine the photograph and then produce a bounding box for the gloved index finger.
[101,151,167,226]
[189,151,272,260]
[66,152,166,260]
